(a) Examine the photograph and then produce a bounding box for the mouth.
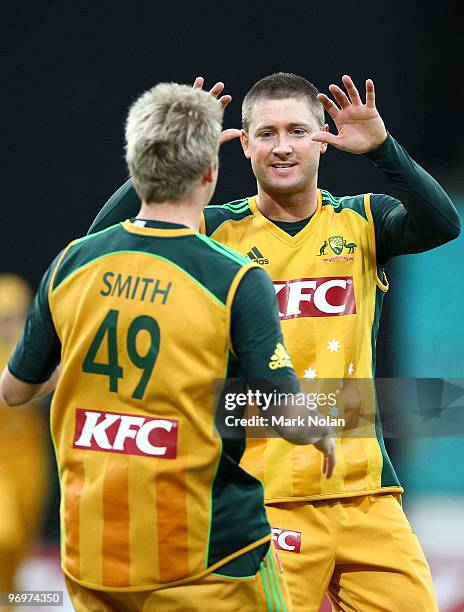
[269,162,297,174]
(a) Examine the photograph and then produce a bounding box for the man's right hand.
[313,436,336,479]
[193,76,241,145]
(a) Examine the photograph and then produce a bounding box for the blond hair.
[125,83,223,203]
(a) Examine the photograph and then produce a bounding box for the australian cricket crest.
[329,236,344,255]
[317,235,357,263]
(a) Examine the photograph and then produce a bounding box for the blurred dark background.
[1,1,463,607]
[2,0,462,289]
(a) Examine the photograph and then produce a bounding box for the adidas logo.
[247,246,269,265]
[268,343,293,370]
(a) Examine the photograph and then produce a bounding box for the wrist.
[365,132,394,161]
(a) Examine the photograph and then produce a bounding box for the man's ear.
[240,130,251,159]
[320,124,329,155]
[202,163,216,184]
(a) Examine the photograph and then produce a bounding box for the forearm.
[0,366,59,406]
[367,134,460,262]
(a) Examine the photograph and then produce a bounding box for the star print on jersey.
[303,367,317,379]
[347,363,354,376]
[329,406,340,417]
[328,339,341,352]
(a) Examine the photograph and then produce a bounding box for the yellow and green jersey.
[9,220,295,591]
[202,191,400,501]
[86,134,460,503]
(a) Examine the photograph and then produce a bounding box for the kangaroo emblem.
[318,240,328,256]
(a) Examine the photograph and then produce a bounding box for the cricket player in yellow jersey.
[0,275,49,603]
[89,72,460,611]
[0,83,336,611]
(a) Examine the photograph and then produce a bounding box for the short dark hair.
[242,72,324,132]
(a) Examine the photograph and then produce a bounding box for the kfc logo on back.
[271,528,302,553]
[73,409,178,458]
[274,277,356,319]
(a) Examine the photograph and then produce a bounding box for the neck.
[256,182,319,221]
[136,196,204,231]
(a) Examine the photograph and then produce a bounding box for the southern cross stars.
[328,339,341,352]
[303,367,317,379]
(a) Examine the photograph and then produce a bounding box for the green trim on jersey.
[52,224,249,306]
[371,284,401,488]
[320,190,368,222]
[207,448,270,569]
[195,233,249,266]
[204,199,254,237]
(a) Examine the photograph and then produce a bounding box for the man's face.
[241,97,327,196]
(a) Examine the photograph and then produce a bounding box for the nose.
[272,134,292,157]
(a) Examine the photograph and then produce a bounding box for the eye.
[291,128,307,136]
[258,131,274,139]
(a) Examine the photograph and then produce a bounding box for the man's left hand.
[311,75,387,154]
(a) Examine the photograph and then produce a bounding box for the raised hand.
[193,76,241,145]
[311,75,387,154]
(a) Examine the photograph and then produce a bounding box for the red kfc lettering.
[271,528,302,553]
[274,277,356,319]
[73,409,178,458]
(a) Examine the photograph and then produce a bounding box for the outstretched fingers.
[310,129,339,146]
[209,81,225,97]
[317,93,340,120]
[218,94,232,110]
[219,128,241,145]
[342,74,362,105]
[365,78,376,108]
[209,82,233,109]
[192,77,232,109]
[328,83,351,109]
[192,76,204,89]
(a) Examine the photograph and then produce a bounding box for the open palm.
[311,75,387,154]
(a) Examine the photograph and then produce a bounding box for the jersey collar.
[121,219,196,237]
[248,190,322,247]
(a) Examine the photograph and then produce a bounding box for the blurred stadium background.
[2,1,462,610]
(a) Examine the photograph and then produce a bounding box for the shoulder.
[193,233,250,269]
[184,233,261,307]
[320,189,369,222]
[52,224,124,291]
[203,198,254,237]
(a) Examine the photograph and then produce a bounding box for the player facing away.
[88,73,460,611]
[0,82,337,612]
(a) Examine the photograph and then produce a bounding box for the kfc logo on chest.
[271,528,302,553]
[73,409,178,458]
[274,277,356,319]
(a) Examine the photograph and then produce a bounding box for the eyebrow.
[254,122,312,132]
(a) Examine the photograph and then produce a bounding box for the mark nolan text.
[224,415,345,427]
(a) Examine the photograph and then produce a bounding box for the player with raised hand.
[0,80,338,611]
[87,73,459,610]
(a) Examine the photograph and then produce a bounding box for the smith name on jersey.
[201,190,401,502]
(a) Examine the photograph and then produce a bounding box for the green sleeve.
[366,134,461,264]
[8,254,62,383]
[230,267,299,392]
[88,179,141,234]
